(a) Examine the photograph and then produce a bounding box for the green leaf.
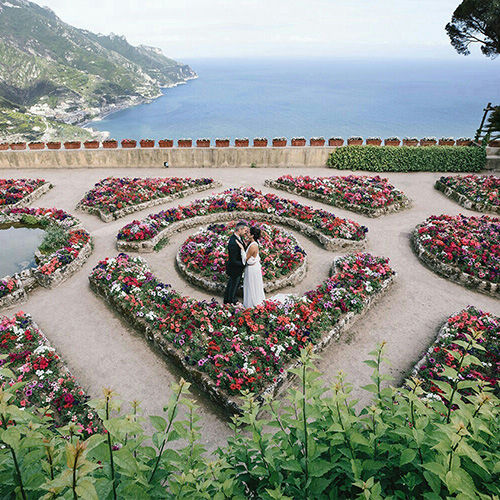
[75,478,99,500]
[309,459,333,477]
[399,448,417,466]
[423,470,441,494]
[149,415,167,432]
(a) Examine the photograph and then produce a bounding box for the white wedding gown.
[242,242,265,308]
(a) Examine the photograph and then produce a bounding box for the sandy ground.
[0,166,498,451]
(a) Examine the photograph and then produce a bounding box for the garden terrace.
[116,187,368,253]
[435,174,499,214]
[89,252,395,413]
[265,174,411,217]
[0,178,52,208]
[77,176,221,222]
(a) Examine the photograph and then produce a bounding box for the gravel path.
[0,167,498,451]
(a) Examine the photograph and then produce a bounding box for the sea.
[86,57,500,140]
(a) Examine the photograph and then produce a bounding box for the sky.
[33,0,485,61]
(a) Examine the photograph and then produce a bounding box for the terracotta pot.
[46,142,61,150]
[366,139,382,146]
[216,139,230,147]
[0,143,9,151]
[291,138,306,146]
[403,139,418,147]
[488,139,500,147]
[178,139,192,148]
[140,140,155,148]
[196,139,210,147]
[419,139,437,147]
[158,139,174,148]
[347,139,363,146]
[328,138,344,146]
[456,139,473,146]
[102,140,118,149]
[84,140,100,149]
[10,142,26,150]
[438,139,455,146]
[64,141,81,149]
[253,139,268,147]
[384,139,400,146]
[28,142,45,150]
[272,139,287,147]
[121,140,137,148]
[310,138,325,146]
[235,139,249,147]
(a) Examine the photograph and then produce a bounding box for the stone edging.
[117,211,367,253]
[76,181,223,222]
[175,230,308,295]
[1,182,53,210]
[89,256,395,414]
[435,179,499,215]
[265,179,412,217]
[0,278,27,309]
[411,228,499,298]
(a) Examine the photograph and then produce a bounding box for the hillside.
[0,0,196,140]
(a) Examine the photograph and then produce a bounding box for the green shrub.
[38,224,69,254]
[0,342,498,499]
[20,214,41,227]
[327,145,486,172]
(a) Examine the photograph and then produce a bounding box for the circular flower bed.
[266,174,411,217]
[177,221,307,293]
[0,208,92,307]
[435,174,499,214]
[412,214,499,297]
[117,188,368,253]
[0,178,52,208]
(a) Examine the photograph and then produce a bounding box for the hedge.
[327,145,486,172]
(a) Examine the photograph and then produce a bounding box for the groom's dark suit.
[224,233,245,304]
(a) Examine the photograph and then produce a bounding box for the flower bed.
[116,188,368,253]
[77,177,220,222]
[89,252,395,412]
[435,175,499,214]
[177,221,307,294]
[0,311,99,434]
[265,174,411,217]
[412,306,499,402]
[0,208,92,304]
[0,178,52,208]
[411,214,499,297]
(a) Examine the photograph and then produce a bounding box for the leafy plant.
[38,224,70,254]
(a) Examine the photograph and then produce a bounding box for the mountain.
[0,0,196,140]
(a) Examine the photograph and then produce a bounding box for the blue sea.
[87,58,500,140]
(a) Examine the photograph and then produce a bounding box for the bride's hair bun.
[250,226,261,241]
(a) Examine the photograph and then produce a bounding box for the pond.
[0,226,46,278]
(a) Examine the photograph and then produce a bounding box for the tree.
[446,0,500,58]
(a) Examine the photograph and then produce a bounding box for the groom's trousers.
[224,273,242,304]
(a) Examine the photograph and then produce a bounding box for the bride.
[237,226,265,308]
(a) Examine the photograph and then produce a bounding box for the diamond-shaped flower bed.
[0,178,52,209]
[411,214,499,297]
[116,188,368,253]
[435,175,499,214]
[265,174,411,217]
[77,177,221,222]
[177,221,307,294]
[0,311,99,434]
[89,252,395,413]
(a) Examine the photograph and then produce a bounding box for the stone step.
[485,156,500,171]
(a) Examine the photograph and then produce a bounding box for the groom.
[223,221,248,305]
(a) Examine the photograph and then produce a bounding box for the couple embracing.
[223,221,265,308]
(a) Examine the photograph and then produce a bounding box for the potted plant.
[384,137,400,146]
[64,141,81,149]
[347,136,363,146]
[140,139,155,148]
[439,137,455,146]
[102,139,118,149]
[84,140,100,149]
[178,138,192,147]
[272,137,287,147]
[403,137,418,146]
[158,139,174,148]
[328,137,344,146]
[216,138,230,147]
[235,138,249,147]
[310,137,325,146]
[291,137,306,146]
[419,137,437,147]
[253,137,268,147]
[366,137,382,146]
[488,138,500,147]
[28,141,45,150]
[46,141,61,150]
[196,138,210,147]
[456,137,473,146]
[121,139,137,148]
[0,142,9,151]
[10,142,27,150]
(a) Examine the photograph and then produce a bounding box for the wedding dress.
[242,242,265,308]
